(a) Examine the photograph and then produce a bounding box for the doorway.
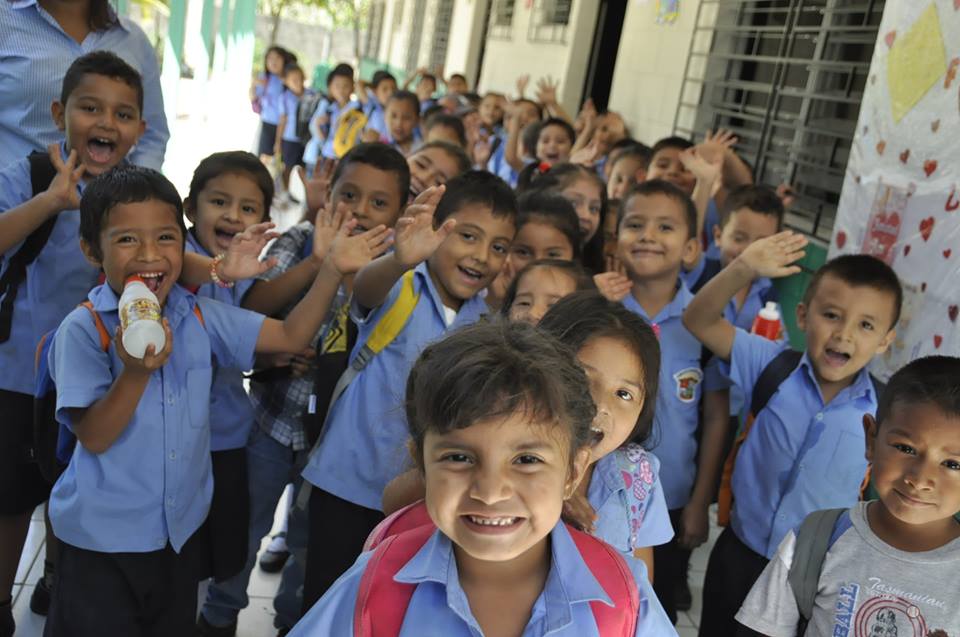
[582,0,627,112]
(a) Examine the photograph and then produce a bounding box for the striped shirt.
[0,0,168,170]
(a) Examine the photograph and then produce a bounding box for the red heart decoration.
[934,335,943,349]
[945,249,953,259]
[919,217,935,241]
[924,160,938,177]
[884,30,896,47]
[921,282,927,292]
[950,306,959,323]
[836,231,847,249]
[899,149,910,164]
[904,244,912,256]
[932,120,941,132]
[876,141,886,155]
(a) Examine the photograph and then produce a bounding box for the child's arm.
[402,68,425,91]
[0,146,84,256]
[352,186,451,310]
[503,106,527,172]
[678,388,729,551]
[69,320,174,454]
[734,533,801,636]
[255,220,393,354]
[536,76,573,123]
[683,231,807,360]
[179,222,279,288]
[275,113,287,157]
[679,146,722,271]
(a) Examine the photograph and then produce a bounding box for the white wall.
[444,0,488,86]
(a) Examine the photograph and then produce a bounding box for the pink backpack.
[355,501,640,637]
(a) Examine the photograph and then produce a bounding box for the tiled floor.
[12,501,718,636]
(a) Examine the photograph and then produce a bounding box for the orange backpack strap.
[80,301,112,352]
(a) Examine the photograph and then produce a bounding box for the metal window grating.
[528,0,572,43]
[429,0,455,71]
[489,0,515,40]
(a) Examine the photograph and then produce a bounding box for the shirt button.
[169,451,176,460]
[816,413,824,421]
[166,496,175,505]
[168,396,174,405]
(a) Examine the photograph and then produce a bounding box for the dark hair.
[501,259,595,318]
[720,184,784,230]
[537,117,576,148]
[621,179,698,240]
[327,63,354,87]
[424,113,467,147]
[61,50,144,114]
[876,356,960,425]
[413,140,472,175]
[462,92,482,107]
[186,151,274,220]
[434,170,518,226]
[284,62,304,77]
[610,143,653,173]
[515,191,582,259]
[405,321,596,464]
[802,254,903,328]
[388,90,420,117]
[419,73,437,87]
[539,290,661,446]
[371,70,397,88]
[449,73,467,83]
[421,104,444,121]
[331,143,411,205]
[80,165,186,260]
[650,136,694,159]
[515,98,545,121]
[263,46,296,75]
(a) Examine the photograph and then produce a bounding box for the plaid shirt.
[248,221,348,450]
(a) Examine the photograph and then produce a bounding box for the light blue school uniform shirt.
[255,73,285,126]
[702,199,721,260]
[48,283,264,553]
[0,145,99,395]
[0,0,168,171]
[364,98,388,138]
[279,89,308,143]
[622,283,704,510]
[588,444,674,559]
[184,232,258,451]
[288,522,678,636]
[727,329,879,559]
[322,98,363,160]
[302,262,488,510]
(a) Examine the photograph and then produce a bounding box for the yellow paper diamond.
[887,3,947,123]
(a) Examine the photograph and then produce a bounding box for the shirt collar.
[89,281,197,329]
[623,278,693,324]
[592,451,625,498]
[186,230,212,257]
[797,353,877,405]
[414,262,488,325]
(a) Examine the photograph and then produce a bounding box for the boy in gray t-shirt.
[736,355,960,637]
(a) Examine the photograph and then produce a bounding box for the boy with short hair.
[383,90,422,155]
[43,164,391,635]
[304,63,361,166]
[607,144,651,201]
[361,70,397,139]
[683,234,902,636]
[299,170,517,611]
[737,355,960,635]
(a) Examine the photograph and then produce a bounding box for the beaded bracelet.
[210,254,234,288]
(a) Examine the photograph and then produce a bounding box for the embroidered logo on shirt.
[615,444,656,550]
[673,367,703,403]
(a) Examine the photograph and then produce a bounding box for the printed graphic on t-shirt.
[673,367,702,403]
[832,579,951,637]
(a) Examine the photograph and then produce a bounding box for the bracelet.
[210,254,234,288]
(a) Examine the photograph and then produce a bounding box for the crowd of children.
[1,43,957,637]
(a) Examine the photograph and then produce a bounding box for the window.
[404,0,427,72]
[528,0,572,43]
[675,0,885,244]
[489,0,515,40]
[365,0,385,60]
[429,0,455,71]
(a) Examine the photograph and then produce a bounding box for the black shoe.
[0,598,14,637]
[30,575,51,615]
[258,535,290,574]
[675,575,692,612]
[196,614,237,637]
[275,629,290,637]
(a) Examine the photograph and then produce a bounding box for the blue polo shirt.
[184,232,258,451]
[48,284,264,553]
[302,262,488,509]
[280,89,312,143]
[588,445,674,557]
[622,282,704,510]
[727,329,879,558]
[0,145,99,395]
[288,522,677,636]
[364,98,388,138]
[255,73,286,125]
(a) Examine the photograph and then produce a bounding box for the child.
[423,112,467,148]
[604,138,646,181]
[182,151,274,585]
[42,165,393,635]
[445,72,469,95]
[535,117,576,166]
[501,259,593,324]
[616,180,729,622]
[478,91,506,134]
[276,63,311,197]
[384,90,421,155]
[253,46,292,163]
[289,321,675,635]
[591,110,628,173]
[498,99,545,183]
[198,143,409,636]
[361,70,397,139]
[736,355,960,634]
[607,144,651,201]
[403,68,437,113]
[304,63,361,167]
[683,235,901,636]
[407,140,471,200]
[299,171,517,610]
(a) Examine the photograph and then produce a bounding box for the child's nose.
[469,466,512,504]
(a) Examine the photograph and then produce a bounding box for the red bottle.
[751,301,781,341]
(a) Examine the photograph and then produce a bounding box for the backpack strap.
[568,526,640,637]
[0,152,60,343]
[787,508,846,631]
[689,257,723,295]
[80,301,112,352]
[363,500,433,552]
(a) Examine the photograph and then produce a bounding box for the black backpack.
[296,91,325,145]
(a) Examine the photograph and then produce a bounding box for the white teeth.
[139,272,163,278]
[468,515,517,527]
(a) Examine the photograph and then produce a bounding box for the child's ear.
[135,118,147,141]
[79,238,102,268]
[564,447,592,498]
[876,327,896,355]
[863,413,879,462]
[183,197,197,225]
[681,235,699,268]
[795,301,808,331]
[51,101,66,132]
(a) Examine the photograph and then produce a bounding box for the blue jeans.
[200,427,307,630]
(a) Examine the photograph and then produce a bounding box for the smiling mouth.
[214,228,239,245]
[457,265,484,284]
[894,490,934,507]
[136,272,166,293]
[823,348,851,367]
[87,137,117,163]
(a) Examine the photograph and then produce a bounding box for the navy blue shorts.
[258,122,279,156]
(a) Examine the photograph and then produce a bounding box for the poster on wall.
[831,0,960,380]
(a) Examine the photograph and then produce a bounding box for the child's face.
[536,125,572,165]
[84,199,183,306]
[560,177,602,244]
[594,113,626,154]
[447,76,468,94]
[513,101,540,129]
[52,74,145,178]
[416,78,436,101]
[479,95,505,128]
[714,208,780,267]
[422,411,589,564]
[186,172,267,255]
[796,274,896,389]
[425,124,462,148]
[330,162,405,232]
[265,50,284,75]
[617,193,697,282]
[387,100,418,145]
[647,147,696,195]
[607,156,645,201]
[865,403,960,544]
[577,335,645,463]
[374,78,397,106]
[285,70,305,94]
[508,267,577,325]
[508,220,574,272]
[408,147,461,200]
[329,75,354,104]
[427,204,514,308]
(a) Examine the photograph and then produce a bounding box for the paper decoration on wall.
[887,3,947,122]
[656,0,678,24]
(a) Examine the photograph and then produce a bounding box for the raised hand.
[297,160,335,215]
[593,271,632,302]
[218,222,280,282]
[116,319,173,374]
[535,76,559,106]
[737,231,808,279]
[570,137,602,167]
[327,219,394,276]
[473,130,492,167]
[516,74,530,98]
[312,201,351,264]
[697,128,738,165]
[680,147,723,195]
[44,145,86,212]
[393,186,454,267]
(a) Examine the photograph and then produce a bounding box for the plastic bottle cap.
[125,274,144,285]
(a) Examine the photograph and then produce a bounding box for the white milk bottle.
[119,276,165,358]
